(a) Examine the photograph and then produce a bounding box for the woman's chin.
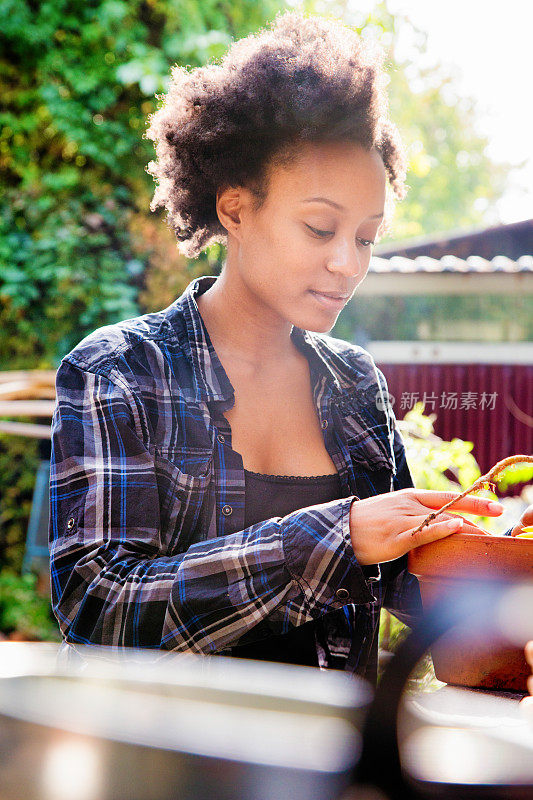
[293,311,341,334]
[285,291,347,333]
[311,320,338,334]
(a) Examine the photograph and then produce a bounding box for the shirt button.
[217,433,225,444]
[66,517,75,530]
[321,419,328,429]
[336,587,350,601]
[222,504,233,516]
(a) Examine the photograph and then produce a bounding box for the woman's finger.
[448,514,491,535]
[401,512,482,536]
[525,640,533,668]
[403,515,465,548]
[520,505,533,528]
[520,695,533,725]
[410,490,504,517]
[435,514,489,536]
[509,504,533,536]
[460,522,491,536]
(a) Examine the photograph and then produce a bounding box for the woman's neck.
[196,270,298,372]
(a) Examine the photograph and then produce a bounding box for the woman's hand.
[526,641,533,695]
[508,503,533,537]
[349,488,504,565]
[520,641,533,722]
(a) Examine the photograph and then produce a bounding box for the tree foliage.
[296,0,512,240]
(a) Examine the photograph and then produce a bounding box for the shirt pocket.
[154,446,213,553]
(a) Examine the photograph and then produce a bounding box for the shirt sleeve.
[49,360,376,655]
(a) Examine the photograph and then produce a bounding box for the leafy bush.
[399,402,531,532]
[0,434,41,572]
[1,190,141,367]
[0,569,60,641]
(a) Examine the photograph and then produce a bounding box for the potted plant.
[408,456,533,691]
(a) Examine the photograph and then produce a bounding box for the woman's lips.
[308,290,348,309]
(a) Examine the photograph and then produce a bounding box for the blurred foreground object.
[358,580,533,800]
[0,642,370,800]
[2,582,533,800]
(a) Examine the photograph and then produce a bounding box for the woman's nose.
[326,240,365,279]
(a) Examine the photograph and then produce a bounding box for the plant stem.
[411,454,533,536]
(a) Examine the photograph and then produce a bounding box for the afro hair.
[145,10,407,258]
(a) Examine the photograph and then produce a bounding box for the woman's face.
[220,141,387,334]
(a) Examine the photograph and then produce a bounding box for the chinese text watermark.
[375,391,499,412]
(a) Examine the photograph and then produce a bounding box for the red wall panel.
[378,363,533,492]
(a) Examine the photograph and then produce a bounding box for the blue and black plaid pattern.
[50,274,423,683]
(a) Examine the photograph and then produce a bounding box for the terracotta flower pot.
[408,533,533,691]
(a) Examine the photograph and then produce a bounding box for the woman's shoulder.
[58,303,188,382]
[306,330,391,407]
[307,330,380,377]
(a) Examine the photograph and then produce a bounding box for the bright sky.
[350,0,533,224]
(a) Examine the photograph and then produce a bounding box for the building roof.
[369,254,533,274]
[374,217,533,261]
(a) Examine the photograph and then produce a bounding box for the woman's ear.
[216,185,252,241]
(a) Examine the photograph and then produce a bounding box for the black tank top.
[230,468,343,667]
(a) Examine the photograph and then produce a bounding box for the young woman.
[49,11,527,685]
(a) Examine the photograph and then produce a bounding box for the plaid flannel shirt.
[50,274,424,685]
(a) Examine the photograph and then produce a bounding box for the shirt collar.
[175,275,353,404]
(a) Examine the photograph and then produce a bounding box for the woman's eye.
[305,224,333,238]
[305,225,375,247]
